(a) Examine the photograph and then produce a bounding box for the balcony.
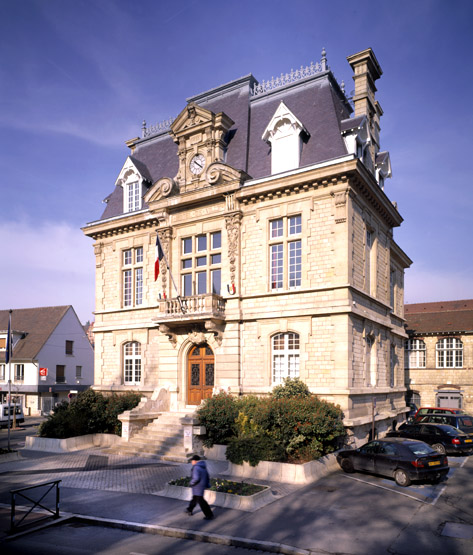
[156,294,226,324]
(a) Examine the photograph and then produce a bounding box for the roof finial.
[142,120,147,138]
[321,47,327,71]
[341,80,345,94]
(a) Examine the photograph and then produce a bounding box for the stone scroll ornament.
[157,229,171,294]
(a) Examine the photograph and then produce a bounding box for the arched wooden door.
[187,344,215,405]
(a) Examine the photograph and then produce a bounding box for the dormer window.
[126,182,141,212]
[116,157,151,214]
[262,102,308,175]
[375,151,392,190]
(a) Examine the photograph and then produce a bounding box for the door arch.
[187,343,215,405]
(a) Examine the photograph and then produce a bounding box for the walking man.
[185,455,214,520]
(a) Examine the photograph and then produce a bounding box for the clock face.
[190,154,205,175]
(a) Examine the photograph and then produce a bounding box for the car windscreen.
[406,442,436,456]
[437,425,465,436]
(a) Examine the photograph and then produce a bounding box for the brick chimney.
[347,48,383,164]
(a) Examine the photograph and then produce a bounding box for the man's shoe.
[203,515,214,520]
[185,509,193,516]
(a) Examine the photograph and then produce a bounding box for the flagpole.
[156,232,186,314]
[6,310,12,451]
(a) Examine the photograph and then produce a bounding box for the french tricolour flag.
[155,234,164,281]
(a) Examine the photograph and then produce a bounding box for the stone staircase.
[107,410,202,462]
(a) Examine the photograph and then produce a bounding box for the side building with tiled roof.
[83,48,411,445]
[0,306,94,415]
[404,300,473,412]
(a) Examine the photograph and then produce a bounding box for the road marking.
[342,474,431,504]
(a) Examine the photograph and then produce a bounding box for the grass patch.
[169,476,265,496]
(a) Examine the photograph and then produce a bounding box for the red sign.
[39,368,48,376]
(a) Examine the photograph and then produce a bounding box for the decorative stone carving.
[145,177,177,203]
[159,324,177,347]
[225,213,241,289]
[205,162,242,185]
[188,330,206,345]
[205,320,224,347]
[333,191,348,224]
[157,228,171,292]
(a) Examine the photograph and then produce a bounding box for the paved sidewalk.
[0,448,472,554]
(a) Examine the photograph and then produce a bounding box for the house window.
[56,365,65,383]
[365,227,376,296]
[390,344,396,387]
[269,215,301,290]
[0,364,5,381]
[436,338,463,368]
[14,364,24,381]
[75,366,82,378]
[181,231,221,296]
[123,247,143,307]
[124,341,141,385]
[272,332,300,384]
[0,338,5,349]
[65,340,74,355]
[366,335,376,386]
[405,339,426,368]
[125,182,141,212]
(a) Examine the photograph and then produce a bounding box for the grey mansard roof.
[99,67,354,221]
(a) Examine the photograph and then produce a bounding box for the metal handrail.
[10,480,61,533]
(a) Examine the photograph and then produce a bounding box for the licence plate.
[428,461,441,466]
[465,439,472,443]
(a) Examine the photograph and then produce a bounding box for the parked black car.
[387,423,473,455]
[337,438,449,487]
[413,413,473,434]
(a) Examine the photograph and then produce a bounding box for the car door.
[374,442,400,477]
[419,425,438,446]
[352,441,379,473]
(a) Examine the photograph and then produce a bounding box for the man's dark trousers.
[188,494,213,518]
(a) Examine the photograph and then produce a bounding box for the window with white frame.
[272,332,300,384]
[124,342,141,384]
[366,335,376,386]
[75,366,82,378]
[15,364,24,381]
[390,343,396,387]
[0,364,5,381]
[405,339,426,369]
[436,338,463,368]
[181,231,222,297]
[269,215,301,290]
[125,182,141,213]
[123,247,143,307]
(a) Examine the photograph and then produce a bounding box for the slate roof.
[98,65,354,221]
[0,306,71,362]
[405,300,473,335]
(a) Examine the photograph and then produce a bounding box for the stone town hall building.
[83,48,411,443]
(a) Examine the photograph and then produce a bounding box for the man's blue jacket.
[189,460,211,496]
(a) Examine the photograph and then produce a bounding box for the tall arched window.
[123,341,141,384]
[405,339,426,369]
[272,332,300,384]
[436,338,463,368]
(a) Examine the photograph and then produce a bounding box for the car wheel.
[432,443,446,455]
[394,469,411,487]
[340,458,355,473]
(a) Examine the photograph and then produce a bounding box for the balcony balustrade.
[157,294,226,323]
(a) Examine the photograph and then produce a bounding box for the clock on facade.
[189,153,206,175]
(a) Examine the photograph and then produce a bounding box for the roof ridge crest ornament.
[252,48,328,97]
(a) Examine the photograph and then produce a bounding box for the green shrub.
[38,390,141,439]
[196,392,239,447]
[226,435,286,466]
[271,377,311,399]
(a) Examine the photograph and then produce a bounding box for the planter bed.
[158,479,274,512]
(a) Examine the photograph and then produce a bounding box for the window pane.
[196,256,207,267]
[289,240,301,287]
[197,235,207,252]
[270,244,283,289]
[211,231,221,249]
[135,268,143,305]
[182,238,192,254]
[211,253,221,265]
[183,274,192,296]
[136,247,143,263]
[270,219,283,238]
[212,269,221,295]
[182,259,192,269]
[124,250,132,265]
[289,215,301,235]
[197,271,207,294]
[123,269,132,306]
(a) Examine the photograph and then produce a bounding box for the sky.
[1,0,472,324]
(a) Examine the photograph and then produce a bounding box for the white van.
[0,404,25,428]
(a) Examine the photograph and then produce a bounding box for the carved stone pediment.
[170,103,214,137]
[205,162,247,186]
[144,177,178,203]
